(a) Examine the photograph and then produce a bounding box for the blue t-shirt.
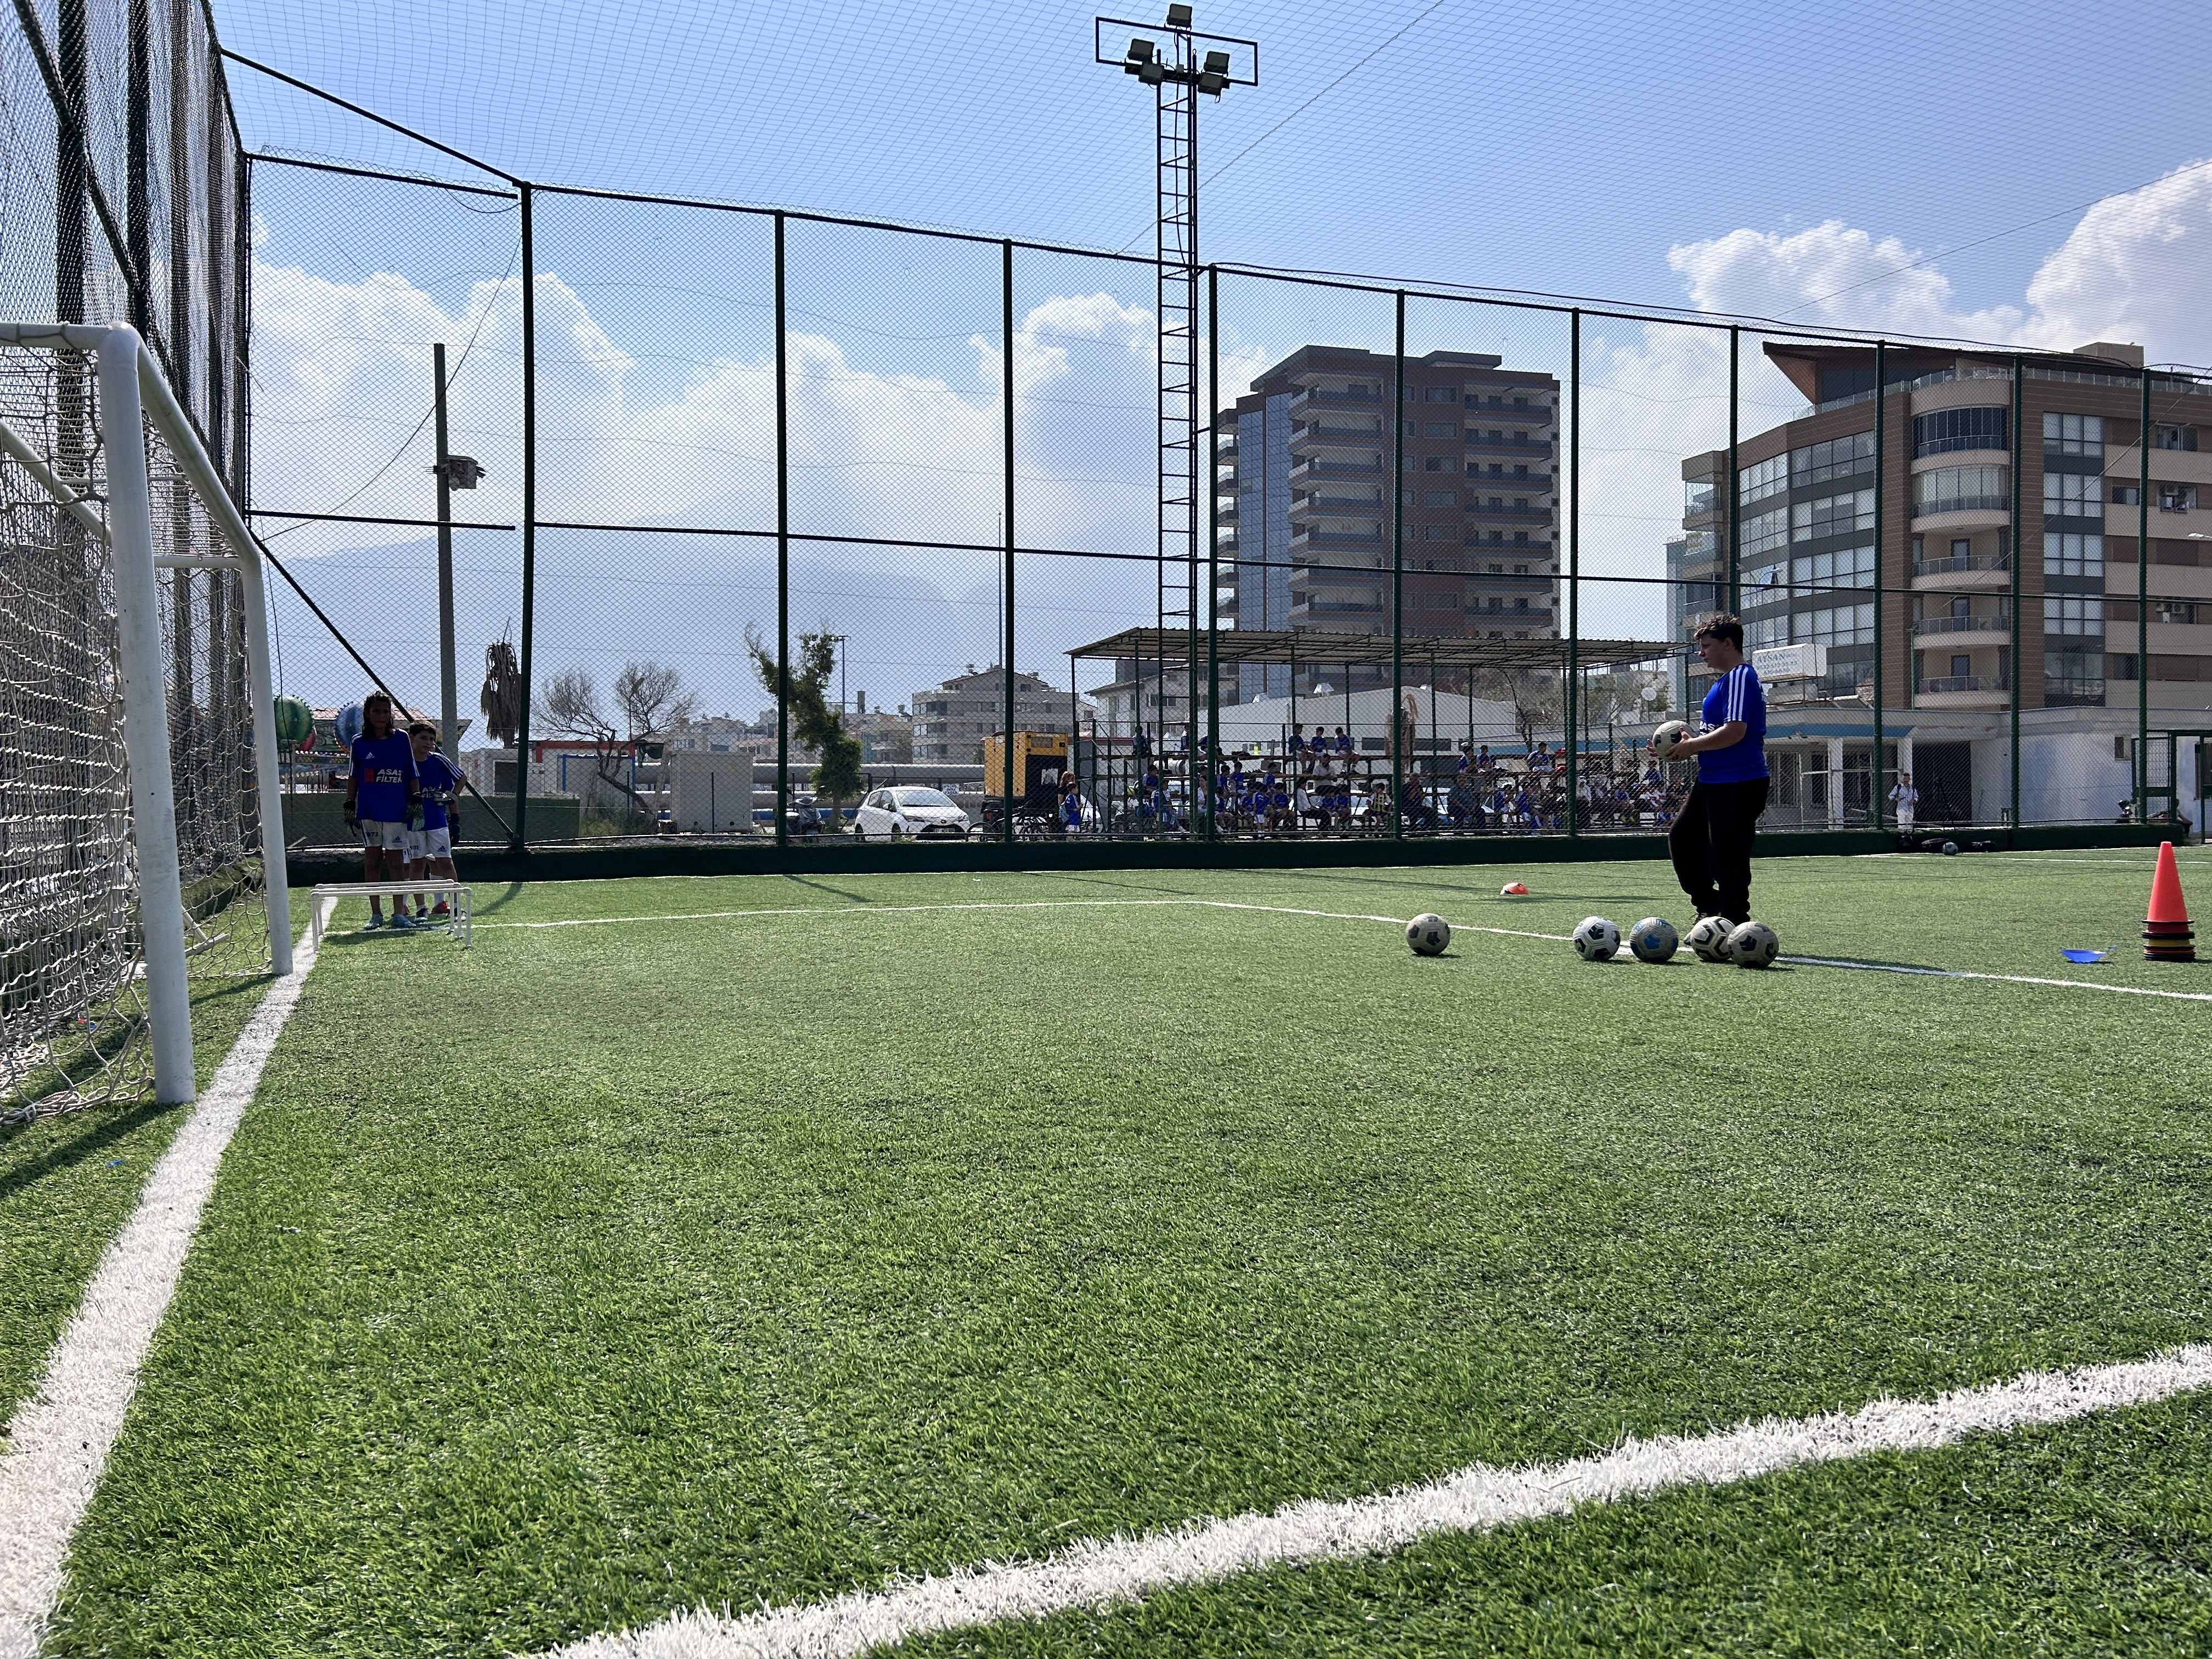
[1697,663,1769,783]
[351,732,417,822]
[416,751,461,831]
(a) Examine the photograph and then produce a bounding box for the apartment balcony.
[1289,387,1387,411]
[1464,571,1559,593]
[1291,458,1386,483]
[1292,528,1385,551]
[1912,612,2012,647]
[1911,552,2010,590]
[1292,493,1386,514]
[1462,433,1556,458]
[1289,422,1387,455]
[1914,676,2011,709]
[1464,501,1554,525]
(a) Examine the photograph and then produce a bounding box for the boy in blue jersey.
[1660,616,1769,925]
[402,721,461,923]
[344,692,420,930]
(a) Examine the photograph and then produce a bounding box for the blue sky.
[217,0,2212,722]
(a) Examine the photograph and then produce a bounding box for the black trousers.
[1669,776,1770,924]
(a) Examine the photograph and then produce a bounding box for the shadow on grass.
[473,881,528,916]
[0,1098,177,1195]
[781,874,878,905]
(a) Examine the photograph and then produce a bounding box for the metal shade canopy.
[1068,625,1679,672]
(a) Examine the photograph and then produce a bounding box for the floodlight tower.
[1096,7,1256,758]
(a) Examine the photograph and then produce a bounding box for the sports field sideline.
[5,845,2212,1656]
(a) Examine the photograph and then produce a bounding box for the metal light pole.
[430,342,483,763]
[1096,6,1256,808]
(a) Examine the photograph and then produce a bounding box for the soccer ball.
[1724,919,1781,968]
[1942,841,1959,856]
[1650,719,1690,761]
[1684,915,1732,962]
[1628,916,1679,963]
[1406,913,1451,956]
[1572,915,1621,962]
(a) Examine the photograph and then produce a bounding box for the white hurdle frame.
[0,322,295,1104]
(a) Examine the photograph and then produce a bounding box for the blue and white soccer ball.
[1628,916,1679,963]
[1724,919,1781,968]
[1406,913,1451,956]
[335,703,364,747]
[1572,915,1620,962]
[1684,915,1732,962]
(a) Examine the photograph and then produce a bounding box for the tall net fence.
[0,338,267,1123]
[182,39,2205,855]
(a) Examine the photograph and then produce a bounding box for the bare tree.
[533,659,698,822]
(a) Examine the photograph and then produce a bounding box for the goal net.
[1,329,289,1125]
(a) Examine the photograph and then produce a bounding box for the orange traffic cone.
[2144,840,2196,962]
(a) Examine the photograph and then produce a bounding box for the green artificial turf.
[36,855,2212,1656]
[0,895,297,1437]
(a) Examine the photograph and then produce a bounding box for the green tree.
[744,625,862,821]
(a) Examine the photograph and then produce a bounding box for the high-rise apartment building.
[1678,340,2212,718]
[1216,346,1561,701]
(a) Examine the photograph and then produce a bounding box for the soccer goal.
[0,323,292,1122]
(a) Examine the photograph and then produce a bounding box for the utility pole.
[430,342,482,762]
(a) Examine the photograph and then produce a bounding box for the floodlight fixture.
[1196,71,1226,94]
[1166,3,1192,25]
[1203,48,1229,72]
[1138,59,1166,83]
[1126,36,1153,60]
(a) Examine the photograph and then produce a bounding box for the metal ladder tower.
[1098,8,1254,779]
[1153,29,1200,754]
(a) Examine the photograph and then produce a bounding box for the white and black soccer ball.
[1572,915,1620,962]
[1650,719,1690,761]
[1684,915,1732,962]
[1724,919,1780,968]
[1406,913,1451,956]
[1628,916,1679,963]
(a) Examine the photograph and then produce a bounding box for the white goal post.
[0,321,292,1107]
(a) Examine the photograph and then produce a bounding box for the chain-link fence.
[244,158,2210,854]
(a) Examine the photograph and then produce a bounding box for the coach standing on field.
[1659,616,1768,927]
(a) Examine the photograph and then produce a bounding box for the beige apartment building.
[1679,340,2212,716]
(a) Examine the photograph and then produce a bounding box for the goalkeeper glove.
[406,800,426,832]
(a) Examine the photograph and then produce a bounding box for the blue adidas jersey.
[415,751,461,831]
[1698,662,1769,783]
[351,732,417,822]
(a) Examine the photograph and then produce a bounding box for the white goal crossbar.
[0,322,293,1105]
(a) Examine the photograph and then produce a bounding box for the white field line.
[554,1343,2212,1659]
[479,896,2205,1002]
[0,909,325,1659]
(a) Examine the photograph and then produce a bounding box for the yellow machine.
[981,731,1070,797]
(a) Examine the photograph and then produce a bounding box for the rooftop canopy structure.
[1066,626,1681,672]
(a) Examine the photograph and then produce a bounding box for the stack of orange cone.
[2144,841,2196,962]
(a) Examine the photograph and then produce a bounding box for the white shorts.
[360,818,406,850]
[403,826,453,861]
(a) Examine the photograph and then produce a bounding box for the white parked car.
[854,785,972,841]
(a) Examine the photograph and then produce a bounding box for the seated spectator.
[1448,772,1480,829]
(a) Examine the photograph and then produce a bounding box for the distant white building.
[911,666,1079,764]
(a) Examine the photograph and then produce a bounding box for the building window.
[1684,477,1718,516]
[1423,523,1459,541]
[1792,488,1875,541]
[1424,456,1446,472]
[1913,406,2009,458]
[2113,484,2141,506]
[1913,464,2008,516]
[1791,431,1876,487]
[2159,483,2199,512]
[1513,497,1529,511]
[1792,603,1874,646]
[1513,531,1529,544]
[1426,490,1455,506]
[2042,472,2103,518]
[1738,453,1788,504]
[2045,648,2105,705]
[1788,544,1875,595]
[1424,386,1455,403]
[2043,532,2103,577]
[1743,505,1790,555]
[2155,424,2198,451]
[2044,595,2104,636]
[2042,412,2103,456]
[2157,601,2199,625]
[1423,421,1457,437]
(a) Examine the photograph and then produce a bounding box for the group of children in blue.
[1114,723,1682,837]
[344,691,464,931]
